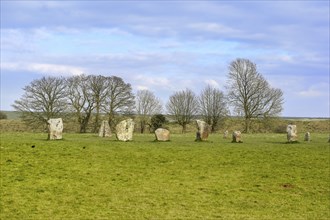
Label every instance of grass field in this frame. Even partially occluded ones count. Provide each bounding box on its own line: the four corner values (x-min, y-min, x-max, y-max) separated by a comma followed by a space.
1, 132, 329, 219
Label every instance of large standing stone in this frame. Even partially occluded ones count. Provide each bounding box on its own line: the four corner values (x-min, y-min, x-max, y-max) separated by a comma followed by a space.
47, 118, 63, 140
304, 132, 310, 141
232, 131, 242, 143
98, 120, 112, 137
115, 119, 135, 141
287, 124, 297, 142
195, 120, 210, 141
155, 128, 170, 141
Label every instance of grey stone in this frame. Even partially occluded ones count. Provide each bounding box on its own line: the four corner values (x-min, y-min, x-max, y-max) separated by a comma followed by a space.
47, 118, 63, 140
232, 131, 242, 143
304, 132, 310, 141
155, 128, 170, 141
287, 124, 297, 142
99, 120, 112, 137
115, 119, 135, 141
195, 120, 210, 141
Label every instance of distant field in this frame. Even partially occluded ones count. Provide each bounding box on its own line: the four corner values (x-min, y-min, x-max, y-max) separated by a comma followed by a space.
284, 117, 330, 121
0, 111, 22, 120
1, 111, 329, 121
1, 132, 329, 219
1, 112, 329, 134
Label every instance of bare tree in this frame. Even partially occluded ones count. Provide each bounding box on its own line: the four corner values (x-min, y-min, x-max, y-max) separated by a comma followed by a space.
12, 76, 67, 129
103, 76, 135, 129
66, 75, 95, 133
226, 58, 284, 133
166, 89, 199, 133
89, 75, 109, 132
136, 90, 162, 133
199, 85, 228, 132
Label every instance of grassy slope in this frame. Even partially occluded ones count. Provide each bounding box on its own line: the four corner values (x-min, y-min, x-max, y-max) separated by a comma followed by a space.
0, 133, 329, 219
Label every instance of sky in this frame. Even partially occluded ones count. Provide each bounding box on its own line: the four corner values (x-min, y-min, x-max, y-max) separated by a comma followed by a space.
1, 0, 329, 117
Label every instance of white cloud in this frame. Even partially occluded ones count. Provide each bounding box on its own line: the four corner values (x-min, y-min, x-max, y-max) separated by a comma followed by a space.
136, 85, 149, 91
11, 1, 67, 9
134, 75, 170, 88
295, 82, 329, 98
204, 79, 220, 88
297, 88, 327, 98
2, 62, 84, 76
278, 54, 294, 63
189, 22, 240, 35
1, 1, 329, 117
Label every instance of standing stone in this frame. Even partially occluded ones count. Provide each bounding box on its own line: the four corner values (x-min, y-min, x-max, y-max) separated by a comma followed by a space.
287, 124, 297, 142
195, 120, 210, 141
304, 132, 310, 141
223, 130, 229, 139
98, 120, 112, 137
47, 118, 63, 140
115, 119, 135, 141
155, 128, 170, 141
232, 131, 242, 143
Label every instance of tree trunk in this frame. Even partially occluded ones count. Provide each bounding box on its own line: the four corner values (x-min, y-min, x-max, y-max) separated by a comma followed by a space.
140, 121, 145, 134
108, 113, 115, 131
80, 114, 91, 133
80, 120, 88, 133
182, 123, 187, 133
211, 124, 216, 133
93, 106, 100, 133
244, 117, 251, 133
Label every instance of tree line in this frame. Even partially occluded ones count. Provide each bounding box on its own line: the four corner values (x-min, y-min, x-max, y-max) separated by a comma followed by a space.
12, 58, 284, 133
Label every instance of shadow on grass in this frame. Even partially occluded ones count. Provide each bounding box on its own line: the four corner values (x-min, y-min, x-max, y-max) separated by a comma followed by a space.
263, 141, 301, 145
34, 138, 65, 142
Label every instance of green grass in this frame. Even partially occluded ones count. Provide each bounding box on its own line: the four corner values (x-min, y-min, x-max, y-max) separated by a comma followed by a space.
1, 132, 329, 219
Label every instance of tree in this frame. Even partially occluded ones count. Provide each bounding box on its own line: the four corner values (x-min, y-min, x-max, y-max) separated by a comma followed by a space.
136, 90, 162, 133
89, 75, 109, 132
150, 114, 167, 131
0, 111, 8, 120
166, 89, 199, 133
199, 85, 228, 132
66, 75, 95, 133
226, 58, 284, 133
103, 76, 135, 129
12, 76, 67, 128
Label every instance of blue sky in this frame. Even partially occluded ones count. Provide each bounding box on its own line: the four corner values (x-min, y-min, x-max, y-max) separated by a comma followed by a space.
1, 0, 329, 117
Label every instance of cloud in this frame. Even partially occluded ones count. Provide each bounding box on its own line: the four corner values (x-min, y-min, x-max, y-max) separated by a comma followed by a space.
134, 75, 171, 88
1, 1, 329, 117
188, 22, 241, 35
136, 85, 149, 91
297, 89, 323, 98
2, 62, 85, 76
204, 79, 220, 88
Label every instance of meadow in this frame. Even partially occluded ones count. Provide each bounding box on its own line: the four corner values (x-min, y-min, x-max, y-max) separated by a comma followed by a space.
0, 132, 329, 219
